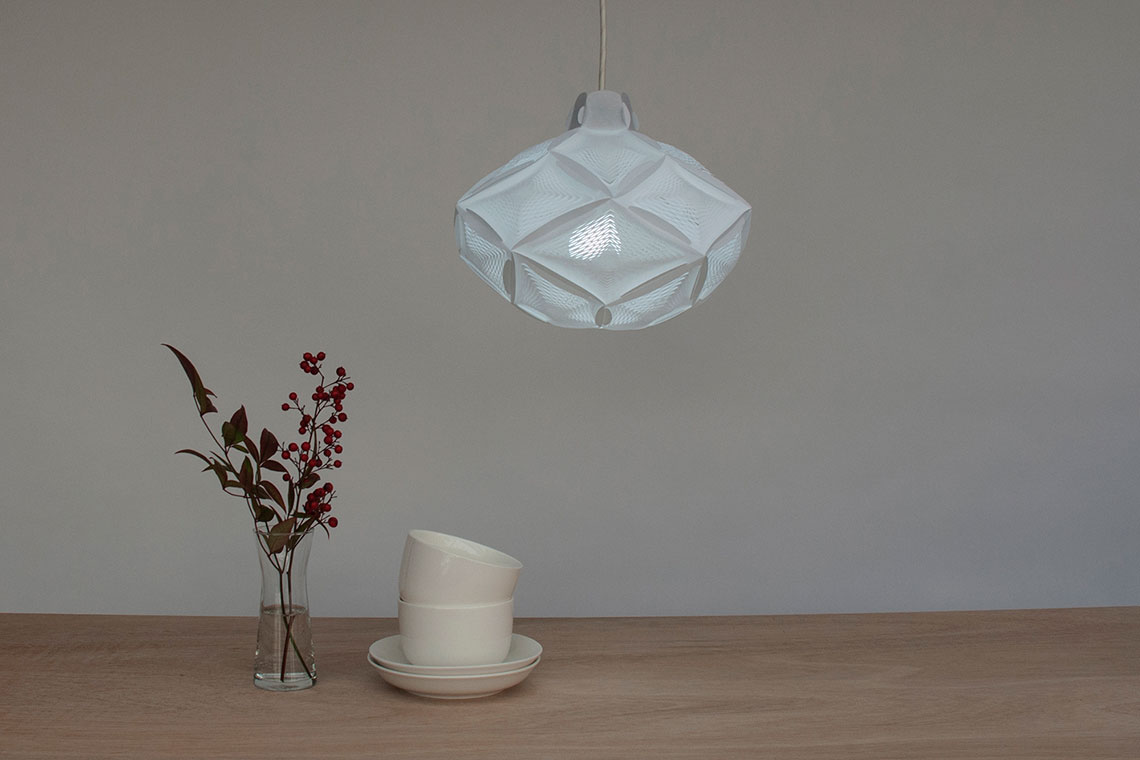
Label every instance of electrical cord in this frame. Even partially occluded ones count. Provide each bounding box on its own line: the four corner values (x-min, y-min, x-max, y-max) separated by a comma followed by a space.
599, 0, 607, 91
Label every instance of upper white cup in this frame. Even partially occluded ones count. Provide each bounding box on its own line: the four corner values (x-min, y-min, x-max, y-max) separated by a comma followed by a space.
399, 530, 522, 605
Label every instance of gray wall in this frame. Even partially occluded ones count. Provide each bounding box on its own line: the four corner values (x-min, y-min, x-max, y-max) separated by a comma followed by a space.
2, 0, 1137, 617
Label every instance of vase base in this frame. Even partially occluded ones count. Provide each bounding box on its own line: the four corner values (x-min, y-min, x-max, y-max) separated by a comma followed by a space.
253, 673, 316, 692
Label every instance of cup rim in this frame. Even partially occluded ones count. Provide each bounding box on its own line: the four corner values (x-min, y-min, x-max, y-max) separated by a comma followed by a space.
398, 596, 514, 612
407, 530, 522, 571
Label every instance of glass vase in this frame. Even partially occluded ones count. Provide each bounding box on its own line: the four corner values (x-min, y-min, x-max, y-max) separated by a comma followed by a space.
253, 527, 316, 691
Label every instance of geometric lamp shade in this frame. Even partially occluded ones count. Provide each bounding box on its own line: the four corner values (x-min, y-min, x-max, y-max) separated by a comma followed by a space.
456, 90, 751, 329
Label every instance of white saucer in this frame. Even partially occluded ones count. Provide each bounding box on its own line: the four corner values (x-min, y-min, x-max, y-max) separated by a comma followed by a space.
368, 656, 540, 699
368, 633, 542, 676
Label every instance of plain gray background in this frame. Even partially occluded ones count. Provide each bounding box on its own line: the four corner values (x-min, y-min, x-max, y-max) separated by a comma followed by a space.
2, 0, 1137, 617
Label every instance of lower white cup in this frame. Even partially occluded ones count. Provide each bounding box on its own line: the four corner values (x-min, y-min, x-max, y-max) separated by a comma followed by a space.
398, 597, 514, 666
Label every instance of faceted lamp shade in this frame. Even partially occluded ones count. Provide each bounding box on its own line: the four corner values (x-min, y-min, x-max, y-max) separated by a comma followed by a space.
456, 91, 751, 330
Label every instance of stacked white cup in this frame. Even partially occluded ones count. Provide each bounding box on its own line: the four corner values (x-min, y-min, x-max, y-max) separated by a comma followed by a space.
397, 530, 522, 667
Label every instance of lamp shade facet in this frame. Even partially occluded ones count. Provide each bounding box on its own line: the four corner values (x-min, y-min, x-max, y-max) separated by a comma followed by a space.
457, 91, 751, 330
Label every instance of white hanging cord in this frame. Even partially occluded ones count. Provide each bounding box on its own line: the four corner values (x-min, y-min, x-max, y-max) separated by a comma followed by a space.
598, 0, 607, 91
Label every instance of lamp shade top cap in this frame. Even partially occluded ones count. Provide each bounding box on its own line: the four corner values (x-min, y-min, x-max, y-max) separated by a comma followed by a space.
575, 90, 635, 132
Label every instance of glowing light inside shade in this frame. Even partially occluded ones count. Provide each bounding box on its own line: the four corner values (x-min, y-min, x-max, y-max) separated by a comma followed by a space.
568, 211, 621, 261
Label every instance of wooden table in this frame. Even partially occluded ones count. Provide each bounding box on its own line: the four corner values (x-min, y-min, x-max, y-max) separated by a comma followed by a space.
2, 608, 1137, 758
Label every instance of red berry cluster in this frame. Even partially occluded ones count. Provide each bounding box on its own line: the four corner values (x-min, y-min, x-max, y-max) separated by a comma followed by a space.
279, 351, 353, 529
304, 483, 336, 520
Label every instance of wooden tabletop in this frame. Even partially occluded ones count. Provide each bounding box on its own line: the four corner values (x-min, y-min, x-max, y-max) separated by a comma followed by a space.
1, 608, 1137, 758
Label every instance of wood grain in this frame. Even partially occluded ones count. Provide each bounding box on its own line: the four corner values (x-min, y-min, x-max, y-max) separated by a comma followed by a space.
1, 608, 1137, 758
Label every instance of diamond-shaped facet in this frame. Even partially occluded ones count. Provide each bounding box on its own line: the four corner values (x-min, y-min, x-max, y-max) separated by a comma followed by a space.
456, 210, 512, 299
517, 204, 698, 305
621, 159, 751, 254
551, 130, 663, 196
698, 213, 751, 303
461, 155, 607, 249
513, 257, 600, 329
609, 268, 699, 329
456, 91, 750, 329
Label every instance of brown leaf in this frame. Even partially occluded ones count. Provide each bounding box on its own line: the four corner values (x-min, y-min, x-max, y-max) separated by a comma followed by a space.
238, 458, 255, 493
163, 344, 218, 415
221, 421, 237, 448
176, 449, 211, 465
259, 429, 279, 463
230, 406, 248, 438
259, 480, 286, 510
265, 517, 297, 554
244, 436, 260, 464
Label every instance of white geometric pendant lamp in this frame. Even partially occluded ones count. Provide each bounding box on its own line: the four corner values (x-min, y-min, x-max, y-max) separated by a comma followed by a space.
455, 5, 751, 330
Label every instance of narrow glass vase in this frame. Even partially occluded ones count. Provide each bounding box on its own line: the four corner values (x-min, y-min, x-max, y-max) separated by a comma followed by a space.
253, 527, 316, 691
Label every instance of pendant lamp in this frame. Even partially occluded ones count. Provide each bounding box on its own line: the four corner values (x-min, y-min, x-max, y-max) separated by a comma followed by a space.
456, 2, 751, 330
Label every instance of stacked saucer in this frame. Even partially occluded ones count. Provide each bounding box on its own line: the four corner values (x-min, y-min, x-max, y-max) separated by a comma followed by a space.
367, 633, 541, 699
370, 530, 541, 699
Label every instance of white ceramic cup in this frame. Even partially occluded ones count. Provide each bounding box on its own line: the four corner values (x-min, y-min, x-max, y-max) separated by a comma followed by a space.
398, 530, 522, 605
398, 597, 514, 666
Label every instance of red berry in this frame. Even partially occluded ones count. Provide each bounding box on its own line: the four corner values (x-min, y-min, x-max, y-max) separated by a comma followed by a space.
336, 367, 346, 376
334, 444, 343, 453
299, 453, 308, 462
333, 460, 342, 468
337, 412, 347, 422
299, 362, 308, 371
316, 351, 326, 361
311, 457, 321, 467
328, 517, 338, 528
281, 403, 290, 411
298, 427, 306, 435
334, 430, 342, 438
301, 442, 310, 451
346, 382, 354, 390
289, 392, 298, 401
323, 483, 334, 492
282, 450, 290, 459
282, 473, 291, 482
304, 352, 314, 361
